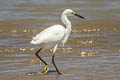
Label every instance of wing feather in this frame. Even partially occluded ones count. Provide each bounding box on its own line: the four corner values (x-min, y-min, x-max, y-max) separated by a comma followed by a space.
31, 25, 66, 45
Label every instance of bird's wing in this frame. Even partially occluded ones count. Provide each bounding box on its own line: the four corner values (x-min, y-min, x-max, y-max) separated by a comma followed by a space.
31, 25, 66, 45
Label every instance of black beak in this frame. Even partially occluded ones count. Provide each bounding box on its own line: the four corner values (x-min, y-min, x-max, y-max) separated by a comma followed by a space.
74, 14, 85, 19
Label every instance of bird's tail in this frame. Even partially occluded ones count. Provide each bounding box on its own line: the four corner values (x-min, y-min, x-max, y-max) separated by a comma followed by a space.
30, 40, 38, 45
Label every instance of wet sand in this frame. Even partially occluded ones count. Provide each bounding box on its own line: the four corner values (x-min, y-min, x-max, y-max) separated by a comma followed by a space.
0, 0, 120, 80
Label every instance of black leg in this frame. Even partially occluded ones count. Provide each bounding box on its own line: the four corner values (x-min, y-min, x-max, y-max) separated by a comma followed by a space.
52, 54, 62, 75
35, 48, 47, 65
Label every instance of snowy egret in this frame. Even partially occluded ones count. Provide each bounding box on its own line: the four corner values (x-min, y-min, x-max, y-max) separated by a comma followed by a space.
31, 9, 85, 75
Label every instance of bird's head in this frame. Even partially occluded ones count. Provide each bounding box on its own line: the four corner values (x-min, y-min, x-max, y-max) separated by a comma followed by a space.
63, 9, 85, 19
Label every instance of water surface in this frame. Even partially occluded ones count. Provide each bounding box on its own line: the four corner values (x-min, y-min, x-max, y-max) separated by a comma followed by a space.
0, 0, 120, 80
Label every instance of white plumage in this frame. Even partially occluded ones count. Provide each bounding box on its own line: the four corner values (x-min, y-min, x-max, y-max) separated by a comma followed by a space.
31, 24, 65, 49
31, 9, 85, 53
30, 9, 85, 75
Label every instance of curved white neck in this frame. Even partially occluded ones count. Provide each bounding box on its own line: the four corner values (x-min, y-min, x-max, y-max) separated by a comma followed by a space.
61, 14, 71, 34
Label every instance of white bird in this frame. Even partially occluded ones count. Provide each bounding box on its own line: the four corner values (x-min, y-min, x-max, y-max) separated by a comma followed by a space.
31, 9, 85, 75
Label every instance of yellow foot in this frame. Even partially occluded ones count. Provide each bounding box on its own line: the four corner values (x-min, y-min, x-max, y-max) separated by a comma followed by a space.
43, 65, 49, 75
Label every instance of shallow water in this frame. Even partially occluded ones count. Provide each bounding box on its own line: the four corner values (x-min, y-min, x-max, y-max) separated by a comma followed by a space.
0, 0, 120, 80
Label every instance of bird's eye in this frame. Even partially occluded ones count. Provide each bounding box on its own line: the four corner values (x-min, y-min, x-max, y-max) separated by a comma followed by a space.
72, 12, 76, 15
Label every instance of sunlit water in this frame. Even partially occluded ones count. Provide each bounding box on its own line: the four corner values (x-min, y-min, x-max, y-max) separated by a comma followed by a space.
0, 0, 120, 80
